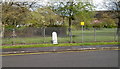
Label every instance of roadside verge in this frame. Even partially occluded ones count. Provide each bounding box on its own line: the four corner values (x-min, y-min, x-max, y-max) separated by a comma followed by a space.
1, 44, 119, 56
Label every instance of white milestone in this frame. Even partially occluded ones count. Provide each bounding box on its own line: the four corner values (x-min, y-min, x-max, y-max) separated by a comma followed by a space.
52, 32, 58, 44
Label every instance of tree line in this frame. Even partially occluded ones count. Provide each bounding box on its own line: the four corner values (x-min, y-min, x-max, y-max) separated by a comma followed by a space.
2, 0, 119, 30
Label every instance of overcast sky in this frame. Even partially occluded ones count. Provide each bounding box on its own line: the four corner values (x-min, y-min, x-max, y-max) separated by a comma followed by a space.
93, 0, 106, 10
3, 0, 119, 11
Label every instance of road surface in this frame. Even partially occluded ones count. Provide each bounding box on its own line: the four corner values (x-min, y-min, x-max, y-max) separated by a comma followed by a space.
2, 50, 118, 67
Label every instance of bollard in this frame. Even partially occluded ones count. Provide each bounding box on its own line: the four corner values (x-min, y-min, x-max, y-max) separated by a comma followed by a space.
52, 32, 58, 44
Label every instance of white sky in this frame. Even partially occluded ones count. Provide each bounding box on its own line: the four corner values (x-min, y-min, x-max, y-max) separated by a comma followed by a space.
93, 0, 104, 4
3, 0, 119, 11
93, 0, 106, 10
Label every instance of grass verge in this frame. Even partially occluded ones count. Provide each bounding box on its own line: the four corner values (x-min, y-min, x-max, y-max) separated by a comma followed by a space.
1, 41, 119, 49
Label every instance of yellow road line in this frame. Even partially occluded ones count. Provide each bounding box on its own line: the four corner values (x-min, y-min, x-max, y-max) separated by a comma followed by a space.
1, 52, 51, 56
1, 49, 120, 56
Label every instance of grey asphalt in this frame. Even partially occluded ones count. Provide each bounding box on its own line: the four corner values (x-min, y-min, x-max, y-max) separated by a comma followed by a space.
2, 50, 118, 67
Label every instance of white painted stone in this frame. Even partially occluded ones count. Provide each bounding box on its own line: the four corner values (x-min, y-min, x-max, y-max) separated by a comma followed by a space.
52, 32, 58, 44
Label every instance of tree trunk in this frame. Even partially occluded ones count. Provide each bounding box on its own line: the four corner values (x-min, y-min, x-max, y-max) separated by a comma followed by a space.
117, 17, 120, 33
68, 17, 72, 43
0, 24, 4, 38
63, 16, 65, 24
0, 23, 4, 46
43, 27, 46, 43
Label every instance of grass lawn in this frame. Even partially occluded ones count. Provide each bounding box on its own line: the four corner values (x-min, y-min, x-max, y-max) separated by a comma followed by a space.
1, 42, 119, 49
2, 28, 118, 45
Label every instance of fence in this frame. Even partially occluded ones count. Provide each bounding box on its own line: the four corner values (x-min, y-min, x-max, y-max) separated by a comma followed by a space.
2, 27, 118, 45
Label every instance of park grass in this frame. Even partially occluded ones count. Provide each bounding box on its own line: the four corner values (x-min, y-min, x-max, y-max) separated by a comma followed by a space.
2, 36, 116, 45
2, 28, 118, 45
1, 41, 119, 49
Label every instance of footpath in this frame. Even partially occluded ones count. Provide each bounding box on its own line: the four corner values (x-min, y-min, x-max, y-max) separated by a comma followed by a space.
2, 45, 119, 55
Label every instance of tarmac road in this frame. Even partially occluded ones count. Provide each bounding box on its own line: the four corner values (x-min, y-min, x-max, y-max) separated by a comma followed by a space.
2, 50, 119, 67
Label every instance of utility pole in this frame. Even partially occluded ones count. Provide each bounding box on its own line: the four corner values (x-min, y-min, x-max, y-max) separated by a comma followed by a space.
0, 2, 2, 69
0, 3, 3, 39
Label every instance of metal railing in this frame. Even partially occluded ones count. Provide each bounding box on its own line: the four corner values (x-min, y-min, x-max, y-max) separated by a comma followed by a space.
2, 27, 118, 45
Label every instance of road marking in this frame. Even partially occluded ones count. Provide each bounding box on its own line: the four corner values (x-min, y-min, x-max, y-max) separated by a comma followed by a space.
1, 49, 120, 56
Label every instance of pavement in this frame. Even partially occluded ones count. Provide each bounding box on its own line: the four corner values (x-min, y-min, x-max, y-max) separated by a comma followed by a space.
1, 44, 119, 56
